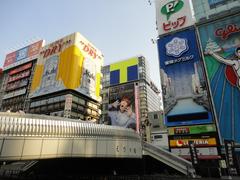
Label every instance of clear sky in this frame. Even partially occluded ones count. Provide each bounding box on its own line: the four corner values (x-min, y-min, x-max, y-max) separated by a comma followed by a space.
0, 0, 160, 86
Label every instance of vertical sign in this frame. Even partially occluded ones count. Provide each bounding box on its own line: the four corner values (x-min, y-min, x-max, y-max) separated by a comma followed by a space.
198, 15, 240, 143
134, 83, 140, 133
64, 94, 72, 118
189, 141, 199, 166
224, 140, 237, 172
158, 28, 213, 126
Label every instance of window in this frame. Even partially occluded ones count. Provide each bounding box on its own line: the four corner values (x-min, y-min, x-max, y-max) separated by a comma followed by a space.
154, 114, 158, 119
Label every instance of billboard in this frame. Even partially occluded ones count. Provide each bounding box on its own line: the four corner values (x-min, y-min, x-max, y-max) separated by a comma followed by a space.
158, 28, 214, 126
110, 57, 139, 85
155, 0, 195, 36
171, 147, 218, 156
107, 83, 139, 131
30, 32, 104, 102
3, 40, 44, 70
198, 15, 240, 143
169, 136, 217, 148
168, 124, 216, 135
208, 0, 225, 8
8, 62, 32, 75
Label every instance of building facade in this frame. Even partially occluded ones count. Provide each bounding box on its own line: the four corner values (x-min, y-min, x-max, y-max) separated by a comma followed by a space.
29, 32, 104, 122
101, 56, 162, 132
192, 0, 240, 22
0, 40, 44, 112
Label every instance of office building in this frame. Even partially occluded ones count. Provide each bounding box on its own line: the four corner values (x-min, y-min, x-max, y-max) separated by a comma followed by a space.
101, 56, 162, 131
0, 40, 44, 112
29, 32, 104, 122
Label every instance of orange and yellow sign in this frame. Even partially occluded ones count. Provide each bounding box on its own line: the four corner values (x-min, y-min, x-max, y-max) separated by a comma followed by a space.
170, 138, 217, 148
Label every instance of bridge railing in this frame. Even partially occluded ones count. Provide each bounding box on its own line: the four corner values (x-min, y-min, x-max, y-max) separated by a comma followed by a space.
0, 112, 139, 140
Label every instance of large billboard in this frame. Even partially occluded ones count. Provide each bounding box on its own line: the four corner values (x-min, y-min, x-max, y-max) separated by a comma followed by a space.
30, 32, 104, 102
107, 83, 140, 131
155, 0, 195, 36
3, 40, 44, 70
198, 15, 240, 142
158, 28, 214, 126
109, 57, 139, 86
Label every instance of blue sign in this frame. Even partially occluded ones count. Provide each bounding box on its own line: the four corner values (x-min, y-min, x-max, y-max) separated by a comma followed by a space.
158, 28, 214, 127
16, 47, 28, 61
208, 0, 224, 6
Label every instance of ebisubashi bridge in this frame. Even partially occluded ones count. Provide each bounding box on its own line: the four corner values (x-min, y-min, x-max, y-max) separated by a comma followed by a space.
0, 112, 196, 177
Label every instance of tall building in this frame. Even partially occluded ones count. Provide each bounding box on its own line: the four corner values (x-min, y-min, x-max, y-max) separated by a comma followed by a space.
29, 32, 104, 122
192, 0, 240, 22
101, 56, 162, 131
0, 40, 44, 112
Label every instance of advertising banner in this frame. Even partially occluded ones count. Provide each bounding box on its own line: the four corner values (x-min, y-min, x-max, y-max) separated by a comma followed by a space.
224, 140, 235, 167
107, 83, 139, 131
188, 141, 199, 165
198, 15, 240, 143
169, 138, 217, 148
155, 0, 195, 36
168, 124, 217, 135
3, 40, 44, 70
110, 57, 139, 85
30, 32, 104, 102
158, 28, 214, 126
8, 62, 32, 75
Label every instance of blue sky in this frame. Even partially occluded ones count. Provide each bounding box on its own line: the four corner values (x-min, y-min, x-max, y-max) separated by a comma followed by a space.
0, 0, 160, 86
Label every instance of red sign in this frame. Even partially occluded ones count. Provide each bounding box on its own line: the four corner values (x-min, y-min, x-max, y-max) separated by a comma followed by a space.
4, 52, 16, 67
8, 70, 30, 83
9, 62, 32, 75
215, 24, 240, 40
163, 16, 186, 32
174, 127, 190, 135
28, 40, 43, 57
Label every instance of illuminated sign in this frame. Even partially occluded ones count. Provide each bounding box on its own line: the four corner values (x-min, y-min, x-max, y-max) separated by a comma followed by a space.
9, 62, 32, 75
171, 147, 218, 156
198, 15, 240, 143
6, 79, 28, 91
8, 70, 31, 83
110, 57, 139, 85
168, 124, 217, 135
170, 138, 217, 148
155, 0, 195, 35
3, 40, 44, 70
174, 127, 190, 135
215, 24, 240, 40
158, 29, 214, 127
30, 32, 103, 102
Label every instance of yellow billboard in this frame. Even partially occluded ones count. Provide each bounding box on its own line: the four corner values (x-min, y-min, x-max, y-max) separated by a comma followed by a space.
30, 32, 104, 101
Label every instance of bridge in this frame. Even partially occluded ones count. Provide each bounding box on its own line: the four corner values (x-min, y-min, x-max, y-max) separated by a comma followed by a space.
0, 112, 196, 177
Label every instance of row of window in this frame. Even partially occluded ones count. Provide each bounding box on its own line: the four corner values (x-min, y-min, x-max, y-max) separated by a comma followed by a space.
30, 95, 66, 108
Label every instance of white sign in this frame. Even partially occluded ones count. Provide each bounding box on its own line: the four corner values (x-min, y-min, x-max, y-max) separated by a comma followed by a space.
171, 147, 218, 156
155, 0, 195, 36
